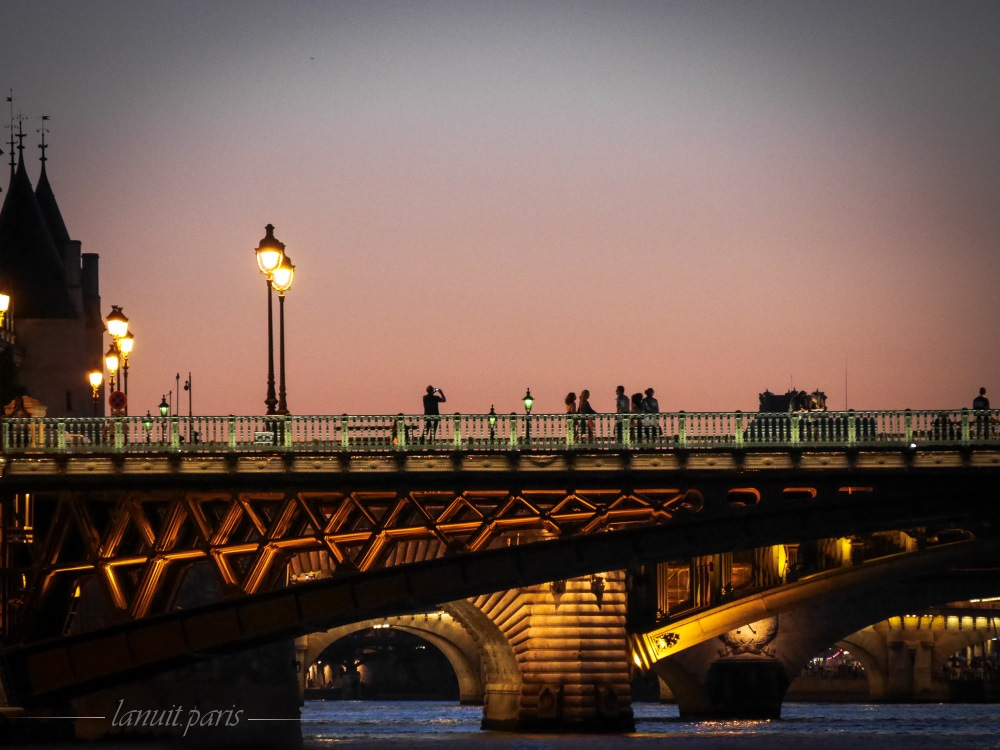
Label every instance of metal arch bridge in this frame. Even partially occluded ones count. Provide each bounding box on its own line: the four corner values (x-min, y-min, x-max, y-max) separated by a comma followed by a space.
1, 409, 999, 704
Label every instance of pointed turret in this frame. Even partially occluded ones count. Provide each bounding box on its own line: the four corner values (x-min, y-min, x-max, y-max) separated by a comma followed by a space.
0, 157, 76, 318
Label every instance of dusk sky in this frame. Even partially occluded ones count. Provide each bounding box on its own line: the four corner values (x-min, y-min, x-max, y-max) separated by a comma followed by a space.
2, 1, 998, 417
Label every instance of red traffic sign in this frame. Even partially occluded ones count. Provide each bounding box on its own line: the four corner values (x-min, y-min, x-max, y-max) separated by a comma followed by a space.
108, 391, 127, 411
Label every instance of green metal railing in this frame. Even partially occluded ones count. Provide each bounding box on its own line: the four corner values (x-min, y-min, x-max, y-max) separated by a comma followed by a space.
0, 409, 997, 455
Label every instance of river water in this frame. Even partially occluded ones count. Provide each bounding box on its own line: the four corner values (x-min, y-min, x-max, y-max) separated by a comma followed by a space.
301, 700, 1000, 749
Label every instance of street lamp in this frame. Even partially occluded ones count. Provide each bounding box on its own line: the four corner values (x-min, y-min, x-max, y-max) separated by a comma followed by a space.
158, 395, 169, 442
488, 405, 497, 440
522, 389, 534, 414
118, 330, 134, 411
254, 224, 285, 416
105, 305, 132, 414
106, 305, 129, 339
271, 253, 295, 415
88, 371, 103, 416
142, 411, 153, 442
522, 388, 534, 443
104, 344, 120, 391
0, 290, 9, 327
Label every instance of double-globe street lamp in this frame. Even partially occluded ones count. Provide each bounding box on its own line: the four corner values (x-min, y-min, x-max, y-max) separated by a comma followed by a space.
254, 225, 296, 416
104, 306, 135, 415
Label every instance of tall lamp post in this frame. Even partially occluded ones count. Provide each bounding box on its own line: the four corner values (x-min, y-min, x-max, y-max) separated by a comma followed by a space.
105, 306, 130, 415
271, 254, 295, 415
254, 224, 285, 416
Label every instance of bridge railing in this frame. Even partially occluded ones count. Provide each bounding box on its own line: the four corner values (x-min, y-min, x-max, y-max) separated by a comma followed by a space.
1, 409, 997, 454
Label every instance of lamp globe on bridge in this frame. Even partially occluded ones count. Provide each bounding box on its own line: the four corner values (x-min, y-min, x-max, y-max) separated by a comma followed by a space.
104, 344, 120, 390
254, 224, 285, 278
0, 289, 10, 327
105, 305, 129, 340
87, 371, 103, 416
158, 395, 169, 418
523, 388, 534, 414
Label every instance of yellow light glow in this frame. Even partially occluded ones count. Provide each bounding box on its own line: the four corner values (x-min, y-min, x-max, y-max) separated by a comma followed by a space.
118, 331, 134, 357
106, 305, 129, 339
255, 224, 285, 277
0, 292, 10, 313
105, 345, 120, 374
88, 371, 103, 390
271, 254, 295, 293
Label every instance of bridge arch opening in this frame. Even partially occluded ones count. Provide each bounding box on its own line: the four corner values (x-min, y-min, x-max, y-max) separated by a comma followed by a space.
305, 626, 461, 701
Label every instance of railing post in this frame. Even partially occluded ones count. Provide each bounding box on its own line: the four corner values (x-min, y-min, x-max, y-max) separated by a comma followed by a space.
453, 414, 462, 450
961, 408, 971, 446
732, 411, 743, 448
620, 414, 630, 448
170, 417, 180, 451
678, 411, 687, 448
509, 415, 518, 448
341, 416, 349, 450
904, 409, 913, 446
396, 416, 407, 450
228, 416, 237, 451
57, 421, 67, 452
282, 416, 293, 449
790, 412, 800, 445
113, 419, 124, 450
566, 415, 575, 447
847, 409, 857, 447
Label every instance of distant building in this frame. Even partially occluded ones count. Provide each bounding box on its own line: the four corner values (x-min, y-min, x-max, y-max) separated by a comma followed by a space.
0, 134, 104, 417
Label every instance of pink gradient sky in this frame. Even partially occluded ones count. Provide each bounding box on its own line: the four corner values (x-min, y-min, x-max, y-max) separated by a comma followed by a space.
3, 1, 998, 416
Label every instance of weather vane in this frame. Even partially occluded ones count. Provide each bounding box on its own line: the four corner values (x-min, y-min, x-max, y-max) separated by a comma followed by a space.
37, 114, 50, 163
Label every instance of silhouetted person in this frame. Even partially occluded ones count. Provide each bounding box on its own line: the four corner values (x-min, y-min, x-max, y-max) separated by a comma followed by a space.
641, 387, 660, 440
565, 392, 578, 441
973, 387, 991, 439
614, 385, 629, 442
630, 392, 643, 442
422, 386, 446, 442
578, 389, 596, 441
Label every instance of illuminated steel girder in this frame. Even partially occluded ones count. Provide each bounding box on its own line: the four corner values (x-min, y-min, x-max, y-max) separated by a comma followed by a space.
16, 486, 704, 633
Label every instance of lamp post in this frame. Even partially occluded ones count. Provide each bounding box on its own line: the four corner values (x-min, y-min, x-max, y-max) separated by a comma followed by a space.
158, 395, 169, 442
522, 388, 534, 443
104, 344, 120, 392
254, 224, 285, 416
271, 254, 295, 415
105, 306, 130, 415
118, 330, 134, 412
488, 405, 497, 441
142, 411, 153, 443
88, 371, 103, 416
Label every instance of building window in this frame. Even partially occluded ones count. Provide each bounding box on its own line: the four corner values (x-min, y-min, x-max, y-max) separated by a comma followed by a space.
66, 390, 73, 412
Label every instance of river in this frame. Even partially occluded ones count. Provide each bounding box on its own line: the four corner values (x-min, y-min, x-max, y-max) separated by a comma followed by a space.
301, 700, 1000, 749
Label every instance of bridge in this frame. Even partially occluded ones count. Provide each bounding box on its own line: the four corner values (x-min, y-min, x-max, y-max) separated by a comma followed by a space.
1, 408, 998, 743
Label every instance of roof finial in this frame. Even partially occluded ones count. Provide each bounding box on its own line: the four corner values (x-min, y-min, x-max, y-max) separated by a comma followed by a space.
5, 90, 14, 178
38, 114, 50, 165
15, 113, 27, 160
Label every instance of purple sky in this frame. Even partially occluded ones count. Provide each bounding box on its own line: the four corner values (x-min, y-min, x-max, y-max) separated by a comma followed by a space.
3, 1, 998, 416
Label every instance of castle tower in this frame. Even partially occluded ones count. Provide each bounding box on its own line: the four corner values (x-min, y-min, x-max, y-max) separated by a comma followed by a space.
0, 122, 103, 417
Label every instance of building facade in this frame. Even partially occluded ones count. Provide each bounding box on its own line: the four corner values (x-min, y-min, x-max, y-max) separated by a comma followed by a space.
0, 140, 104, 417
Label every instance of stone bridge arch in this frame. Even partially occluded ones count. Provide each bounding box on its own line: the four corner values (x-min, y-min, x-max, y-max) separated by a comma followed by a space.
636, 539, 1000, 717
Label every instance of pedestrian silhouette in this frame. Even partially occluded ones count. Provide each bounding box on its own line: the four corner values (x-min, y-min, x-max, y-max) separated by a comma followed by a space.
973, 387, 991, 439
578, 389, 596, 441
422, 386, 446, 442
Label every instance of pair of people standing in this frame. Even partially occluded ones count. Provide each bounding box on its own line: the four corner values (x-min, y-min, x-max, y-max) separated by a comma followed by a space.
617, 386, 659, 442
565, 390, 596, 441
